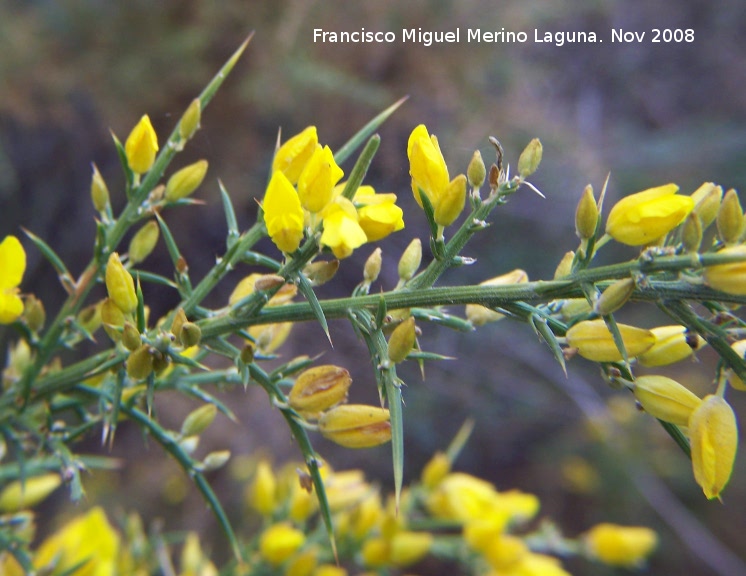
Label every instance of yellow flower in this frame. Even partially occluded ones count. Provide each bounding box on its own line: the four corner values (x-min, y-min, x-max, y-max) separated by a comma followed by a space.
263, 171, 305, 254
389, 531, 432, 567
273, 126, 318, 184
248, 460, 277, 516
288, 365, 352, 418
259, 522, 305, 566
689, 395, 738, 500
0, 473, 61, 512
34, 506, 120, 576
704, 245, 746, 296
297, 145, 343, 213
606, 183, 694, 246
727, 339, 746, 391
408, 125, 467, 226
637, 325, 706, 367
585, 523, 658, 568
465, 269, 529, 326
427, 473, 508, 526
320, 198, 367, 259
125, 114, 159, 174
353, 186, 405, 241
0, 235, 26, 324
632, 375, 702, 426
318, 405, 391, 448
516, 553, 572, 576
105, 252, 137, 314
565, 319, 655, 362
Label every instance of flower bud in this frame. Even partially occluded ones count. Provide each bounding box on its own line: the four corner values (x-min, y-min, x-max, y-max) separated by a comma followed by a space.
689, 395, 738, 499
105, 252, 137, 314
101, 298, 126, 341
594, 278, 635, 316
575, 184, 598, 240
466, 269, 529, 326
179, 322, 202, 348
691, 182, 722, 229
364, 248, 382, 285
565, 320, 655, 362
633, 375, 702, 426
319, 405, 392, 448
249, 460, 276, 516
122, 322, 142, 352
128, 221, 160, 265
288, 365, 352, 418
77, 301, 103, 335
23, 294, 45, 333
388, 316, 416, 364
171, 308, 188, 340
0, 474, 61, 512
165, 160, 208, 202
126, 345, 154, 380
181, 403, 217, 437
553, 251, 575, 279
259, 522, 305, 566
398, 238, 422, 282
90, 164, 110, 211
125, 114, 159, 174
179, 98, 201, 142
421, 451, 451, 488
285, 548, 318, 576
303, 260, 339, 286
389, 531, 432, 567
517, 138, 542, 178
727, 340, 746, 391
559, 297, 592, 321
716, 188, 744, 245
201, 450, 231, 472
585, 523, 658, 568
637, 325, 705, 367
435, 174, 467, 227
681, 212, 702, 253
606, 184, 694, 246
703, 246, 746, 295
467, 150, 486, 188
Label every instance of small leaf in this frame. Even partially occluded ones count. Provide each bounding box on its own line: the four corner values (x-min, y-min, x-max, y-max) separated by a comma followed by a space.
530, 314, 567, 376
22, 228, 72, 286
219, 180, 240, 248
339, 135, 380, 201
296, 273, 331, 346
110, 131, 135, 192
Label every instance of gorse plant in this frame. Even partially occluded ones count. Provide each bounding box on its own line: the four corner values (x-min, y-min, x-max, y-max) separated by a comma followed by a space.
0, 38, 744, 575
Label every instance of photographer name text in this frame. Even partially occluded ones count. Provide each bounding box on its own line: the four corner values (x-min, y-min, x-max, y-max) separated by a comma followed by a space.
313, 27, 694, 47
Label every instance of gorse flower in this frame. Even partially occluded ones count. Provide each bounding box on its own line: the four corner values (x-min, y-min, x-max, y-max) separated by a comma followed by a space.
407, 124, 466, 227
0, 235, 26, 324
352, 185, 405, 241
565, 319, 655, 362
704, 245, 746, 296
584, 523, 658, 568
689, 395, 738, 500
297, 145, 343, 213
606, 183, 694, 246
125, 114, 159, 174
263, 171, 305, 254
319, 198, 368, 259
105, 252, 137, 314
272, 126, 318, 184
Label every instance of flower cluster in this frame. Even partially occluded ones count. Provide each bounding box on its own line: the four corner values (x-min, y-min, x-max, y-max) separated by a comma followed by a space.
263, 127, 404, 257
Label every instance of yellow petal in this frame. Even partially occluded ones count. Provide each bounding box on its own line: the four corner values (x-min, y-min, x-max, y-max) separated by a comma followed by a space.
263, 171, 305, 253
272, 126, 318, 184
125, 114, 159, 174
0, 235, 26, 290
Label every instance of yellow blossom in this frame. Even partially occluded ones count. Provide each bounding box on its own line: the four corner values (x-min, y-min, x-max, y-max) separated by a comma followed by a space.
606, 183, 694, 246
689, 395, 738, 500
637, 325, 706, 367
585, 523, 658, 568
273, 126, 319, 184
297, 145, 343, 213
565, 319, 655, 362
466, 269, 529, 326
421, 451, 451, 488
263, 171, 305, 254
353, 185, 405, 241
0, 473, 61, 512
515, 553, 573, 576
288, 365, 352, 418
483, 534, 528, 571
632, 375, 702, 426
105, 252, 137, 314
704, 245, 746, 296
248, 460, 277, 516
389, 531, 432, 567
34, 506, 120, 576
318, 405, 391, 448
0, 235, 26, 324
408, 124, 467, 226
427, 473, 509, 526
313, 564, 348, 576
320, 198, 367, 259
125, 114, 159, 174
259, 523, 305, 566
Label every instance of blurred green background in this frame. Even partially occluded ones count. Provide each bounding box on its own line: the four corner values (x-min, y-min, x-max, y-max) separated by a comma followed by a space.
2, 0, 746, 574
